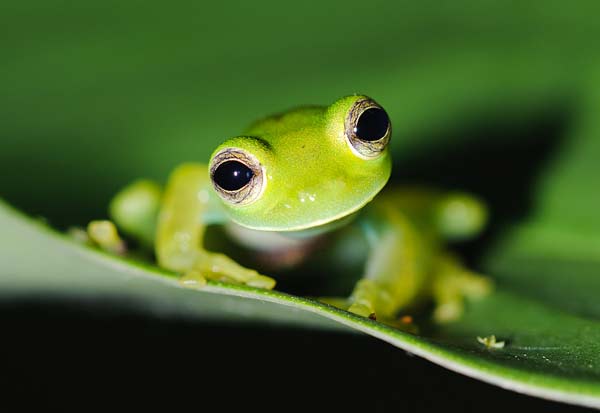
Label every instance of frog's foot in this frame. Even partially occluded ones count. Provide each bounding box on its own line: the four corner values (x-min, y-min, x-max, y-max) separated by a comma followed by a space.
348, 302, 377, 320
319, 296, 418, 332
432, 254, 493, 323
179, 270, 208, 289
347, 279, 383, 320
68, 226, 92, 245
318, 295, 376, 319
178, 253, 276, 290
87, 220, 127, 255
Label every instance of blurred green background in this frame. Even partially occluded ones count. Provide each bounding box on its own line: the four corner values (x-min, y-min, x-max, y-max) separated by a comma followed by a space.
2, 1, 600, 410
3, 0, 599, 231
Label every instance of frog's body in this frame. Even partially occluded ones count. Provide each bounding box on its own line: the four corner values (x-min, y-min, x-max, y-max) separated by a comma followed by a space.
92, 95, 491, 323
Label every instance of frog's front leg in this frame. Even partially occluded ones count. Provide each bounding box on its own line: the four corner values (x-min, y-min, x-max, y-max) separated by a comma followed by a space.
346, 193, 491, 323
346, 201, 432, 321
156, 163, 275, 290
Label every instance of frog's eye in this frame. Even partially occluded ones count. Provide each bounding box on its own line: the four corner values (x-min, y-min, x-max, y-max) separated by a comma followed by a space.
345, 99, 391, 159
210, 148, 265, 205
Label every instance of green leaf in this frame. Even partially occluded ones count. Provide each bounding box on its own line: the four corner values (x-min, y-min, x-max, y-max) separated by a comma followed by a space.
3, 200, 600, 408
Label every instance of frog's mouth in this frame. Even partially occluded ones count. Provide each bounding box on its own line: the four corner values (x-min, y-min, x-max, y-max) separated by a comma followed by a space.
227, 180, 384, 234
223, 150, 392, 232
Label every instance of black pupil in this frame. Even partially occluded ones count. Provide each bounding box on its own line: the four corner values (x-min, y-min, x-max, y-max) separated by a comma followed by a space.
354, 108, 389, 141
213, 161, 254, 191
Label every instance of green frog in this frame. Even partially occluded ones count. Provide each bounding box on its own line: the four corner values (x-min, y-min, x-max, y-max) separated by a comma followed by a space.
88, 95, 491, 323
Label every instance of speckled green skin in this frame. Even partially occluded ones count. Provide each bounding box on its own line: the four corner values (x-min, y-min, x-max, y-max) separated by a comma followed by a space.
109, 95, 491, 322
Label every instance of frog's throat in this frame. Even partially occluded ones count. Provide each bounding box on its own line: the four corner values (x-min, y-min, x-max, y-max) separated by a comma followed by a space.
285, 211, 359, 238
231, 210, 359, 241
228, 194, 371, 234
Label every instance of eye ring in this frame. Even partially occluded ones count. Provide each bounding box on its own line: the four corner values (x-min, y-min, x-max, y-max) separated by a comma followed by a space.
344, 98, 391, 159
209, 148, 265, 205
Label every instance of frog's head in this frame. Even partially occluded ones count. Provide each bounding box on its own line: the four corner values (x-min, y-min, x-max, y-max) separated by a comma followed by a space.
208, 95, 392, 231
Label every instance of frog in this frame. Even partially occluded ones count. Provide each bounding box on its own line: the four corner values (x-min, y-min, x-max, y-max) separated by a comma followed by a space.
87, 95, 491, 323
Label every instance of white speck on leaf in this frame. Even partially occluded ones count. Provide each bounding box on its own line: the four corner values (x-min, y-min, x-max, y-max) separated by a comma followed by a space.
477, 335, 505, 349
